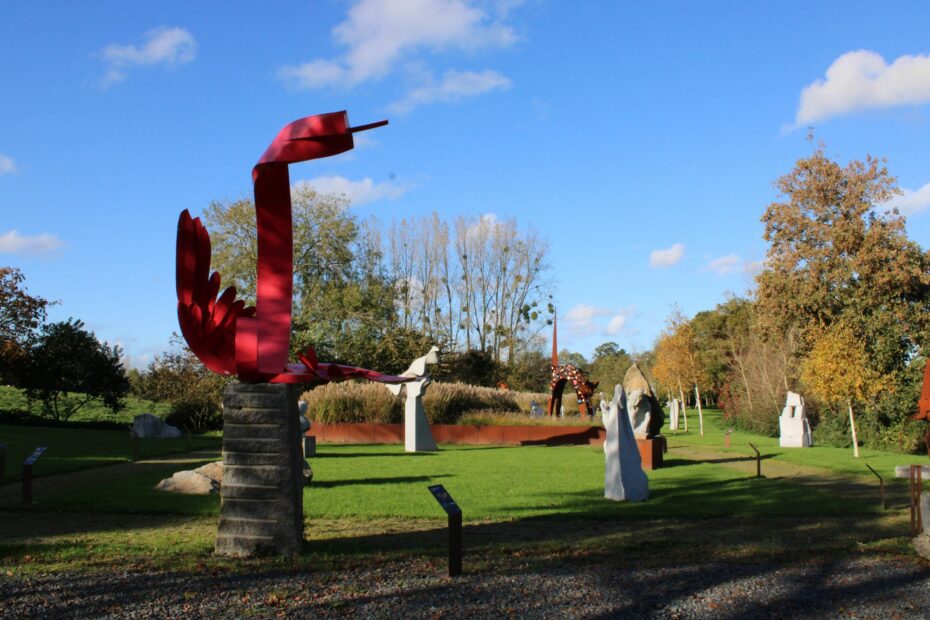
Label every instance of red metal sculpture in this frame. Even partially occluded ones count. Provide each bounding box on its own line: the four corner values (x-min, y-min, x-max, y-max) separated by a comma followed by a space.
913, 359, 930, 457
546, 314, 598, 417
177, 111, 409, 385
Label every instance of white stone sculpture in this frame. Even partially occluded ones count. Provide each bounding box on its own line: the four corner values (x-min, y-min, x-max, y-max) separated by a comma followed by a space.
385, 346, 440, 452
132, 413, 182, 438
601, 384, 649, 502
667, 399, 680, 431
779, 391, 813, 448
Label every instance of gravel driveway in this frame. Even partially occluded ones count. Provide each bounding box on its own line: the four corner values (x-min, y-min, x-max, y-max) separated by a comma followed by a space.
3, 555, 929, 619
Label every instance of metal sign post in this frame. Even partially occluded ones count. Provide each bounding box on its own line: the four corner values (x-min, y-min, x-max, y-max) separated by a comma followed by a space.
428, 484, 462, 577
865, 463, 886, 510
22, 446, 47, 505
748, 443, 762, 478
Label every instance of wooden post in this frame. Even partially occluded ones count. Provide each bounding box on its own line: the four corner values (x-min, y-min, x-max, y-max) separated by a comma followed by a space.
911, 465, 924, 536
449, 512, 463, 577
749, 442, 761, 478
22, 446, 46, 505
865, 464, 885, 510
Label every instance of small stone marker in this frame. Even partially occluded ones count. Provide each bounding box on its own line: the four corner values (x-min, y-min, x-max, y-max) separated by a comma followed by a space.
22, 446, 47, 505
428, 484, 462, 577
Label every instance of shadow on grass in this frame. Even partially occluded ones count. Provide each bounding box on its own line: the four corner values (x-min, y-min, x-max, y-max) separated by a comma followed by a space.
311, 475, 450, 488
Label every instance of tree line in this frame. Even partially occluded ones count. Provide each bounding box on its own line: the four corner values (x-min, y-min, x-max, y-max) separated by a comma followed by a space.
648, 143, 930, 452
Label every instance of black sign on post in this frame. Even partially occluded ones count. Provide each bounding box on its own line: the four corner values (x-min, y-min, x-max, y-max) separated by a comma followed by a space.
428, 484, 462, 576
22, 446, 46, 505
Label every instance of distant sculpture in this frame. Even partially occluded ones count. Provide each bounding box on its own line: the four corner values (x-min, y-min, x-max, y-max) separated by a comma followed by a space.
601, 385, 649, 502
546, 315, 598, 417
622, 364, 664, 439
667, 399, 680, 431
779, 391, 813, 448
385, 346, 440, 452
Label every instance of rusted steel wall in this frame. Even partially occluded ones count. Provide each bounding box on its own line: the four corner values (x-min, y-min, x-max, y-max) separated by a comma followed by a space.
309, 423, 667, 469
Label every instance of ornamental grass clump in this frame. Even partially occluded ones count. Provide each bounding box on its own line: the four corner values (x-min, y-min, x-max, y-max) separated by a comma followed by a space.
301, 381, 522, 425
301, 382, 402, 424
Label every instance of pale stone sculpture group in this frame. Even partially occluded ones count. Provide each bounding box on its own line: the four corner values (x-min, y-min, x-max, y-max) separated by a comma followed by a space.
779, 391, 813, 448
385, 346, 440, 452
601, 384, 649, 502
621, 364, 664, 439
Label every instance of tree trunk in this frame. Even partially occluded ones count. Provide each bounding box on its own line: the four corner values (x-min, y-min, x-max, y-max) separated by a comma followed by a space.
677, 378, 688, 432
695, 384, 704, 437
848, 402, 860, 458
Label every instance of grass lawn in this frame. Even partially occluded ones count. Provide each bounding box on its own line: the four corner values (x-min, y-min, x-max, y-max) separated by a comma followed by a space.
0, 416, 922, 575
0, 424, 221, 480
0, 385, 170, 425
667, 407, 928, 479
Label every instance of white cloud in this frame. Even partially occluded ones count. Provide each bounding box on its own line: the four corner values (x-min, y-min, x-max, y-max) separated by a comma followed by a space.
649, 243, 684, 268
0, 154, 17, 176
885, 182, 930, 216
100, 26, 196, 86
278, 0, 516, 90
293, 176, 411, 206
388, 69, 511, 114
704, 254, 741, 275
605, 314, 628, 336
0, 230, 63, 256
793, 50, 930, 126
564, 304, 612, 337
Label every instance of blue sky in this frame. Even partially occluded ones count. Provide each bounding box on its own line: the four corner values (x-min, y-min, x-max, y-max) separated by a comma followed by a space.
3, 1, 930, 367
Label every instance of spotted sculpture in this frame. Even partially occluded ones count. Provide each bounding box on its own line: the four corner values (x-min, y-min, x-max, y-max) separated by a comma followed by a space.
546, 314, 598, 417
176, 112, 410, 386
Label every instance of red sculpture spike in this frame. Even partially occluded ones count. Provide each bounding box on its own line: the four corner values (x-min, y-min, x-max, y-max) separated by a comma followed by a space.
913, 358, 930, 457
176, 111, 412, 386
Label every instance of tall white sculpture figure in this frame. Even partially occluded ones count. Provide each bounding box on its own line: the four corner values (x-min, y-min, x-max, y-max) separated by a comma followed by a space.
667, 399, 680, 431
779, 391, 813, 448
601, 384, 649, 502
385, 346, 440, 452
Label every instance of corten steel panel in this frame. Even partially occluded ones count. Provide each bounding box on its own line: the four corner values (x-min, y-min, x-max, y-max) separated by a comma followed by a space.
372, 423, 404, 443
431, 425, 454, 445
501, 426, 527, 444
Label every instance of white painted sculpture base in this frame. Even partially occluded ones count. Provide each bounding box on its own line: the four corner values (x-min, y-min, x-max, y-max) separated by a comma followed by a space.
385, 346, 440, 453
601, 385, 649, 502
402, 379, 438, 452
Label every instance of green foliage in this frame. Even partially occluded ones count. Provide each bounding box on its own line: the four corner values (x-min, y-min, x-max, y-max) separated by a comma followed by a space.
589, 343, 632, 394
438, 349, 501, 386
20, 319, 129, 422
0, 267, 50, 385
136, 339, 226, 431
501, 349, 550, 392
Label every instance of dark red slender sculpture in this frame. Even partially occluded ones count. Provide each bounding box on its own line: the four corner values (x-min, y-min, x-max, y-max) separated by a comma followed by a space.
176, 111, 408, 385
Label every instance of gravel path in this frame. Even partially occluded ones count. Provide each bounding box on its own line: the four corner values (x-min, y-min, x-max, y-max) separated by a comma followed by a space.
3, 555, 929, 619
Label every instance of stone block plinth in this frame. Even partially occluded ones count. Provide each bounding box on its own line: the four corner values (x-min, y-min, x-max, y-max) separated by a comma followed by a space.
216, 383, 304, 557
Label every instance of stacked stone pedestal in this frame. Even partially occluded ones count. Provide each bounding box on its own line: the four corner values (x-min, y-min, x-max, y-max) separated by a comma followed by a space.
216, 383, 304, 557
